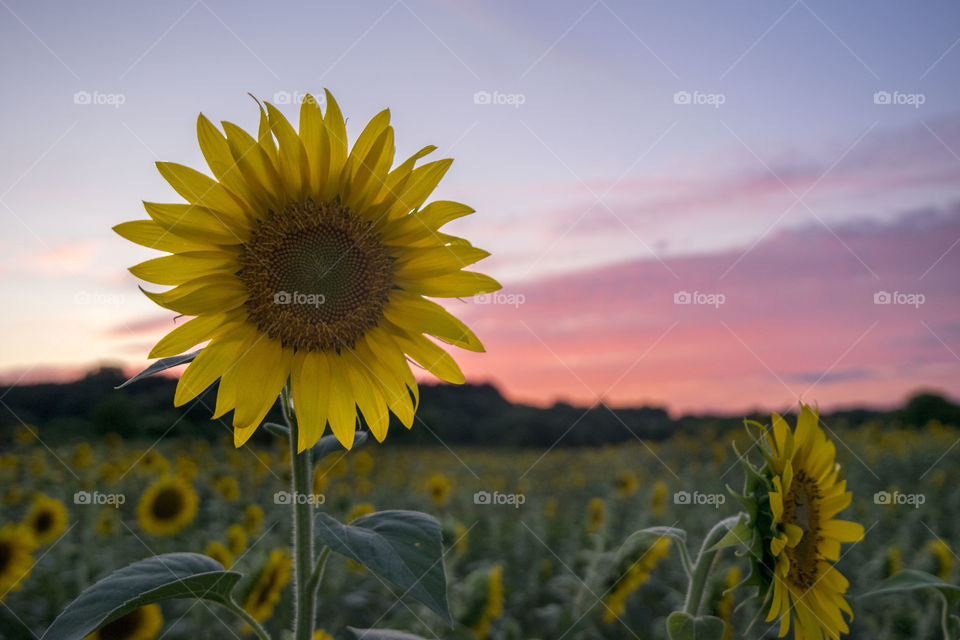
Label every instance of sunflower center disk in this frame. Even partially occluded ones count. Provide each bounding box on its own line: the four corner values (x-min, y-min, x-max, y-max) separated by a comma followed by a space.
151, 488, 185, 520
783, 471, 822, 588
240, 201, 394, 351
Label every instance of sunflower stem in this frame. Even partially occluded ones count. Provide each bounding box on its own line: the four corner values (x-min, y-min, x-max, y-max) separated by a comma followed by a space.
683, 518, 735, 616
224, 599, 273, 640
282, 385, 316, 640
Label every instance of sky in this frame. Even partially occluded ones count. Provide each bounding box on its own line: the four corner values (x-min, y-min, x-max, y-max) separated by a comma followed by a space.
0, 0, 958, 415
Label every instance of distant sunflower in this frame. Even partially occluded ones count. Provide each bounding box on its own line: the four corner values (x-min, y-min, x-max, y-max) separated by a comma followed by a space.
0, 524, 36, 601
587, 497, 606, 534
758, 405, 865, 640
427, 473, 452, 507
244, 549, 293, 623
116, 91, 499, 451
603, 537, 670, 622
136, 476, 198, 536
347, 502, 375, 522
84, 604, 163, 640
205, 540, 234, 570
23, 493, 68, 545
226, 524, 248, 555
473, 564, 504, 640
243, 504, 264, 535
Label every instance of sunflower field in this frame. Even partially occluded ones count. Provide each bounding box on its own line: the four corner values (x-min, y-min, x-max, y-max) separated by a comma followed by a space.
1, 418, 958, 640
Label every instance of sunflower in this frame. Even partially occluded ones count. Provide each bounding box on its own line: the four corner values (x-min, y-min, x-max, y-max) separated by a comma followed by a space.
651, 480, 668, 517
23, 493, 69, 545
115, 91, 499, 451
587, 497, 606, 534
347, 502, 375, 522
136, 476, 199, 536
214, 476, 240, 501
83, 604, 163, 640
473, 565, 504, 640
226, 524, 248, 555
244, 549, 293, 623
205, 540, 234, 570
614, 469, 639, 498
426, 472, 452, 507
925, 539, 953, 581
754, 405, 865, 640
243, 504, 265, 535
602, 537, 670, 623
0, 524, 37, 601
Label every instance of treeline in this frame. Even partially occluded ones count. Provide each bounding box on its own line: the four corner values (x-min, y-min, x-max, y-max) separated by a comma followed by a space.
1, 367, 958, 448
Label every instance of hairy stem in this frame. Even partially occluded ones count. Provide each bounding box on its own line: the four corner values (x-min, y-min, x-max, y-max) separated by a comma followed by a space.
683, 517, 738, 616
282, 385, 315, 640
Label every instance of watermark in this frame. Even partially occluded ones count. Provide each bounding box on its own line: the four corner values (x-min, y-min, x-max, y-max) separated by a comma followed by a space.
473, 292, 525, 308
674, 290, 725, 308
73, 91, 126, 108
274, 491, 326, 505
873, 91, 925, 109
74, 490, 126, 508
473, 90, 526, 108
874, 490, 925, 509
73, 291, 125, 306
473, 490, 525, 508
673, 90, 725, 109
674, 490, 726, 509
274, 291, 325, 307
272, 90, 322, 106
873, 290, 924, 308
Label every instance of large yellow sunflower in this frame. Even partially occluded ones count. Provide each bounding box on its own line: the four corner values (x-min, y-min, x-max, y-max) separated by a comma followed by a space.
762, 405, 864, 640
0, 524, 37, 601
23, 493, 69, 545
83, 604, 163, 640
115, 91, 499, 451
136, 476, 199, 536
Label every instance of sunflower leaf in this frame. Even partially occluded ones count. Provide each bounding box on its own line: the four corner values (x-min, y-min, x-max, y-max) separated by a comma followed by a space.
348, 629, 431, 640
859, 569, 960, 605
666, 612, 726, 640
115, 350, 201, 389
314, 510, 451, 624
42, 553, 241, 640
313, 430, 369, 460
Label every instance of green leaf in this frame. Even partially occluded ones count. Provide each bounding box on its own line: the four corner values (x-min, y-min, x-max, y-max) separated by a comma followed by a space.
43, 553, 241, 640
115, 351, 200, 389
666, 612, 726, 640
314, 510, 451, 623
860, 569, 960, 604
348, 629, 431, 640
708, 515, 752, 552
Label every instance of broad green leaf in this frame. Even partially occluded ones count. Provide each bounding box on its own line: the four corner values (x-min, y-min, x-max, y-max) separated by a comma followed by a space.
666, 612, 726, 640
348, 629, 431, 640
315, 510, 451, 623
860, 569, 960, 605
115, 350, 200, 388
708, 516, 752, 552
43, 553, 241, 640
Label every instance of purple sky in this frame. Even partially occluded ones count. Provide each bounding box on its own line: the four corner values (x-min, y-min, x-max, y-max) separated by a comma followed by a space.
1, 0, 958, 413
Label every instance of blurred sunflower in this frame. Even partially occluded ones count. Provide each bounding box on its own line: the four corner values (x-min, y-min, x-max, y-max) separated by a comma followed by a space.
651, 480, 668, 517
83, 604, 163, 640
226, 524, 248, 555
136, 476, 198, 536
716, 566, 741, 640
313, 632, 334, 640
614, 469, 639, 498
587, 497, 606, 534
884, 545, 901, 578
750, 405, 864, 640
426, 473, 452, 507
214, 476, 240, 501
0, 524, 36, 601
243, 504, 264, 535
116, 91, 499, 451
23, 493, 68, 545
347, 502, 375, 522
205, 541, 234, 570
244, 549, 293, 623
925, 539, 954, 581
473, 564, 504, 640
603, 537, 670, 623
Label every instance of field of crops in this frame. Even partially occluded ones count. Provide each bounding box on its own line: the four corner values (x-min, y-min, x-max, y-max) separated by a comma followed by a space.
1, 420, 958, 640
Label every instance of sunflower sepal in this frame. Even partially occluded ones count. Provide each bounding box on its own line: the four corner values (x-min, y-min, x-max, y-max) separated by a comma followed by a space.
43, 553, 252, 640
705, 513, 752, 553
115, 350, 201, 389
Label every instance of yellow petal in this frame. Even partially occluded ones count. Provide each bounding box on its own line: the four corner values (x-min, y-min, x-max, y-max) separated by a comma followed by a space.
326, 355, 357, 449
390, 330, 465, 384
386, 159, 452, 218
266, 102, 310, 200
231, 337, 291, 441
393, 244, 491, 278
222, 121, 284, 205
129, 251, 238, 286
149, 313, 236, 358
396, 270, 501, 298
382, 292, 484, 352
173, 329, 247, 406
291, 351, 331, 452
143, 201, 249, 245
298, 93, 330, 198
322, 90, 348, 197
155, 162, 249, 220
143, 277, 247, 316
112, 220, 211, 253
196, 114, 262, 215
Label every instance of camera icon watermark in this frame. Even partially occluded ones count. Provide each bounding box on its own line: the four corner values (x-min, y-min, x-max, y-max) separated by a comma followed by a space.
473, 490, 525, 509
473, 292, 525, 308
874, 490, 925, 509
274, 491, 325, 505
873, 291, 925, 308
674, 490, 726, 509
673, 290, 725, 308
673, 90, 725, 109
473, 90, 526, 108
274, 291, 325, 307
873, 90, 925, 109
73, 90, 126, 108
74, 490, 126, 508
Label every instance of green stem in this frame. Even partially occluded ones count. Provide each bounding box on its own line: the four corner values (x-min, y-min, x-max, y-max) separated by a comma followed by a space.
683, 518, 737, 616
282, 385, 315, 640
306, 546, 331, 598
223, 600, 272, 640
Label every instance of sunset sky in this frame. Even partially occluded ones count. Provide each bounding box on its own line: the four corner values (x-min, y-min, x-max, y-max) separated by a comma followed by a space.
1, 0, 958, 414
